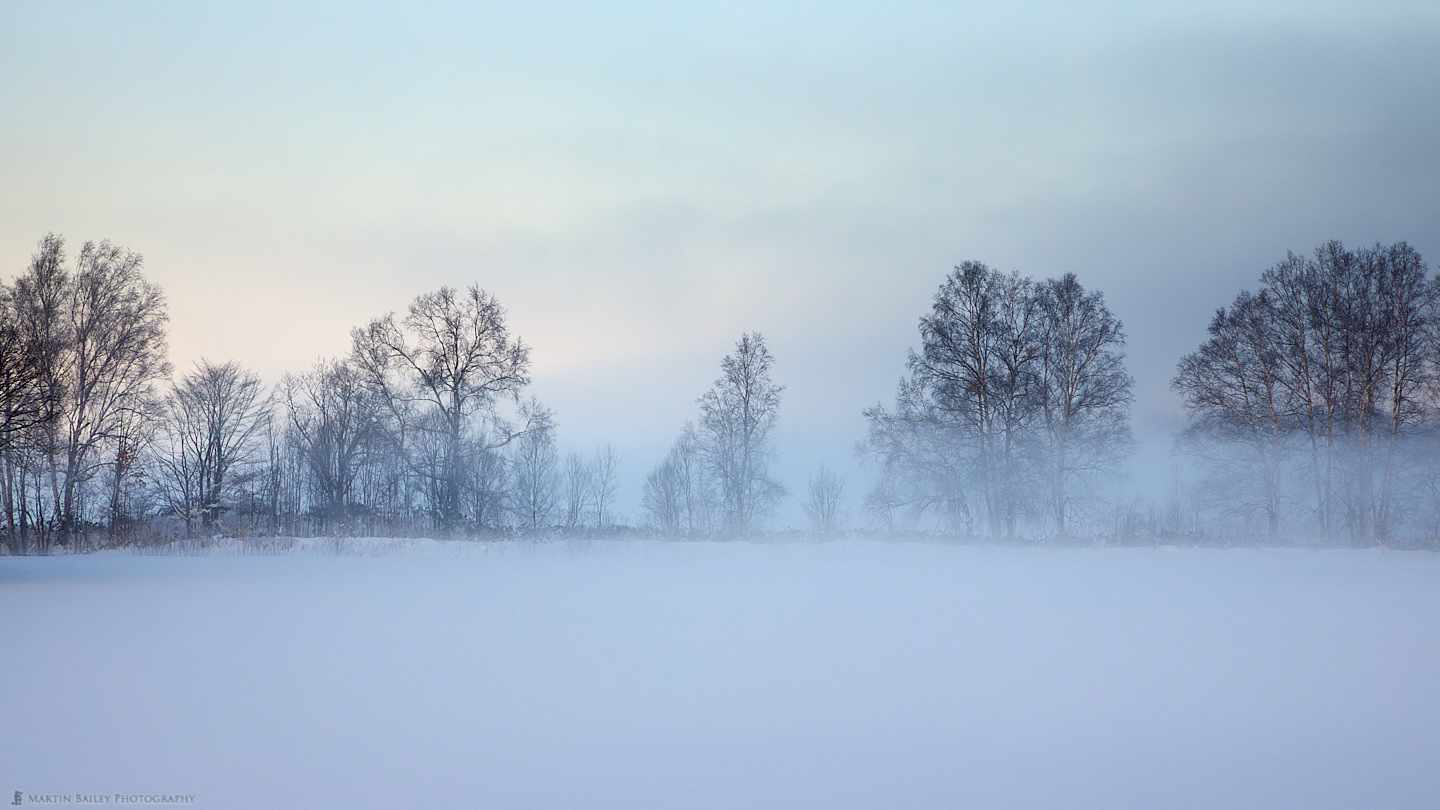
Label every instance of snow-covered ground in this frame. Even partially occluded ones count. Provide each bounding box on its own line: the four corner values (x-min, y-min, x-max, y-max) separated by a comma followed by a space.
4, 539, 1439, 809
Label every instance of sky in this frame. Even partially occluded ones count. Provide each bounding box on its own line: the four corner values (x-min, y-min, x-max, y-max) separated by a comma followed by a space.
3, 1, 1438, 524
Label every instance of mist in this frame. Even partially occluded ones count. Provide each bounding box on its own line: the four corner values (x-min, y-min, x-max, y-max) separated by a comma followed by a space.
7, 540, 1440, 810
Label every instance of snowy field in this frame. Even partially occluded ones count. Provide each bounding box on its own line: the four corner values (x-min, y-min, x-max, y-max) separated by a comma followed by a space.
4, 539, 1440, 810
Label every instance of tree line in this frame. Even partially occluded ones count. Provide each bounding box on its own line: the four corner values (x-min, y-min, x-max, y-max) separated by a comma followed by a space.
3, 233, 1437, 553
0, 236, 627, 552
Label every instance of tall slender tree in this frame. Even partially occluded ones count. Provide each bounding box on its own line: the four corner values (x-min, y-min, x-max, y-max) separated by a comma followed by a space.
1035, 273, 1133, 536
698, 332, 785, 535
509, 405, 559, 532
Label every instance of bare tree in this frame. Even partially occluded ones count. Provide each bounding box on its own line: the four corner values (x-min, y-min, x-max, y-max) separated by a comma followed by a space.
1035, 273, 1133, 536
509, 407, 559, 532
282, 357, 387, 532
352, 284, 537, 533
0, 278, 57, 552
8, 235, 70, 550
802, 464, 845, 535
1173, 291, 1294, 539
465, 430, 512, 531
698, 332, 785, 535
103, 397, 161, 542
643, 423, 713, 536
257, 416, 301, 535
1362, 242, 1433, 539
671, 423, 714, 534
643, 452, 685, 534
156, 360, 271, 534
862, 377, 975, 533
589, 444, 620, 527
562, 450, 591, 528
904, 262, 1040, 537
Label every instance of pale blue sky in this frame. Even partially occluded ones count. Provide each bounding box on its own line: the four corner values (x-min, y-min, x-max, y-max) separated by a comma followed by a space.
4, 1, 1438, 521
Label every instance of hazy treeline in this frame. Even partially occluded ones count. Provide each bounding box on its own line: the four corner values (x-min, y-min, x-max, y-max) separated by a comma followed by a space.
859, 241, 1440, 546
3, 233, 1438, 553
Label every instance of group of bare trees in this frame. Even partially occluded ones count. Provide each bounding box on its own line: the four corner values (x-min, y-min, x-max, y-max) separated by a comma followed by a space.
348, 284, 554, 533
863, 262, 1134, 538
0, 235, 170, 553
500, 435, 623, 532
269, 283, 623, 537
0, 235, 630, 552
0, 235, 302, 552
644, 332, 786, 536
1173, 240, 1440, 544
